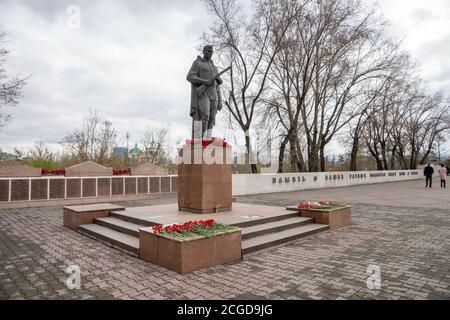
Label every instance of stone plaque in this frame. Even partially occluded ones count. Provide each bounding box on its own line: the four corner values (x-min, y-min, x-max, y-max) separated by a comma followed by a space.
0, 180, 9, 201
49, 179, 65, 199
65, 161, 113, 177
150, 177, 160, 193
11, 179, 29, 201
137, 177, 148, 194
97, 178, 111, 197
131, 162, 168, 175
66, 179, 81, 198
112, 178, 124, 196
0, 161, 41, 177
31, 179, 48, 200
161, 177, 171, 193
125, 178, 137, 195
82, 178, 96, 197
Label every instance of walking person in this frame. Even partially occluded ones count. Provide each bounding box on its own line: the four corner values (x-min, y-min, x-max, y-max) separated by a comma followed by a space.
438, 164, 447, 188
424, 163, 434, 188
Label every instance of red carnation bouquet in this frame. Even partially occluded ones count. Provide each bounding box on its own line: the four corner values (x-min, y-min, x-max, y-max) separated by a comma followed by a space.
113, 168, 131, 175
298, 201, 333, 209
152, 219, 215, 234
41, 168, 66, 176
151, 219, 238, 240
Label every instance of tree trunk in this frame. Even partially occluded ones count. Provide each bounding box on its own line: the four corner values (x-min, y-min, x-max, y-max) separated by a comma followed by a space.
292, 128, 306, 172
349, 136, 359, 171
368, 143, 384, 170
397, 145, 407, 169
278, 135, 289, 173
409, 148, 416, 170
308, 148, 320, 172
376, 158, 384, 171
320, 146, 325, 172
381, 143, 389, 170
289, 140, 298, 172
245, 135, 258, 174
390, 145, 397, 170
288, 130, 303, 172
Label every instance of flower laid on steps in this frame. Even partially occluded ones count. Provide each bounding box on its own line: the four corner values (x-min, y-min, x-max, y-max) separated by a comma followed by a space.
151, 219, 239, 240
298, 201, 345, 210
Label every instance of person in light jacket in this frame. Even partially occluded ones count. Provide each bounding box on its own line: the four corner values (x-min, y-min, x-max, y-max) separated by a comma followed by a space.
438, 164, 447, 188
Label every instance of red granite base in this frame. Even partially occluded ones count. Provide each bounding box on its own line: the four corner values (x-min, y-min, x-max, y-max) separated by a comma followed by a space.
139, 228, 242, 274
297, 206, 352, 230
63, 204, 125, 230
177, 145, 232, 214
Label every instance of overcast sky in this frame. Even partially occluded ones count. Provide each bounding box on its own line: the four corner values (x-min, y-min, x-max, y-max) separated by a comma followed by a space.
0, 0, 449, 157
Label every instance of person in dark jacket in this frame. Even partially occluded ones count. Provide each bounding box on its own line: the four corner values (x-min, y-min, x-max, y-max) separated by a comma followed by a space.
424, 164, 434, 188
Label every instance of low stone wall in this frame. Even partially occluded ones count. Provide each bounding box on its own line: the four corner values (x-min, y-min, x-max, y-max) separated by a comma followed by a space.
0, 170, 422, 208
0, 175, 178, 208
232, 170, 421, 196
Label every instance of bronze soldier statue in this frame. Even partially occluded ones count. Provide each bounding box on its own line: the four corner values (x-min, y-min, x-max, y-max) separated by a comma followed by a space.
187, 45, 228, 139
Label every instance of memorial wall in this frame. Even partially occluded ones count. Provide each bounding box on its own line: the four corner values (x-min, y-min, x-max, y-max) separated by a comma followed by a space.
0, 170, 421, 208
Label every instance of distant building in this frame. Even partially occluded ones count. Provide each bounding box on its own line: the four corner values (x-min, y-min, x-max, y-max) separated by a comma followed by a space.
114, 147, 128, 158
129, 144, 143, 160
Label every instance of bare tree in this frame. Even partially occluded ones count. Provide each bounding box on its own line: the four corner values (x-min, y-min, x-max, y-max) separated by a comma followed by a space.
140, 126, 169, 166
404, 92, 449, 168
0, 32, 27, 128
23, 141, 58, 169
305, 0, 403, 172
262, 0, 400, 172
204, 0, 449, 173
260, 0, 319, 173
202, 0, 306, 173
61, 110, 118, 165
346, 51, 412, 171
360, 76, 450, 170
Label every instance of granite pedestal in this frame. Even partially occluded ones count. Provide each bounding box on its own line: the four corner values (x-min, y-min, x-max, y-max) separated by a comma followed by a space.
178, 145, 232, 214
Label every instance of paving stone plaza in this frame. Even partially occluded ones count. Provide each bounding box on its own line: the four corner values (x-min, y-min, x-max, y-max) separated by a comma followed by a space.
0, 179, 449, 300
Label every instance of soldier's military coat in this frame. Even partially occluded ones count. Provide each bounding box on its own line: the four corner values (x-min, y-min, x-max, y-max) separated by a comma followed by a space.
186, 55, 222, 118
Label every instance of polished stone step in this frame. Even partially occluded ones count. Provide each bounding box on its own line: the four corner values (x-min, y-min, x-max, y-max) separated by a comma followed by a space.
242, 224, 330, 255
109, 210, 156, 227
241, 217, 314, 240
78, 224, 139, 256
286, 205, 302, 212
95, 217, 142, 237
229, 211, 300, 228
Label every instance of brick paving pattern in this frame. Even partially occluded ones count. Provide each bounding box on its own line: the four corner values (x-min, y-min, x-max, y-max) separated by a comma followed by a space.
0, 180, 449, 300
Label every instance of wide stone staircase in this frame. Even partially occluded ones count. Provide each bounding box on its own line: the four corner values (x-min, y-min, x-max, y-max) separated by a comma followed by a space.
77, 208, 330, 257
236, 214, 329, 255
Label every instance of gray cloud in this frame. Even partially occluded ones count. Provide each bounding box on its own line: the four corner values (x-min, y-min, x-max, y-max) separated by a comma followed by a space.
0, 0, 449, 155
0, 0, 211, 153
411, 8, 434, 21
